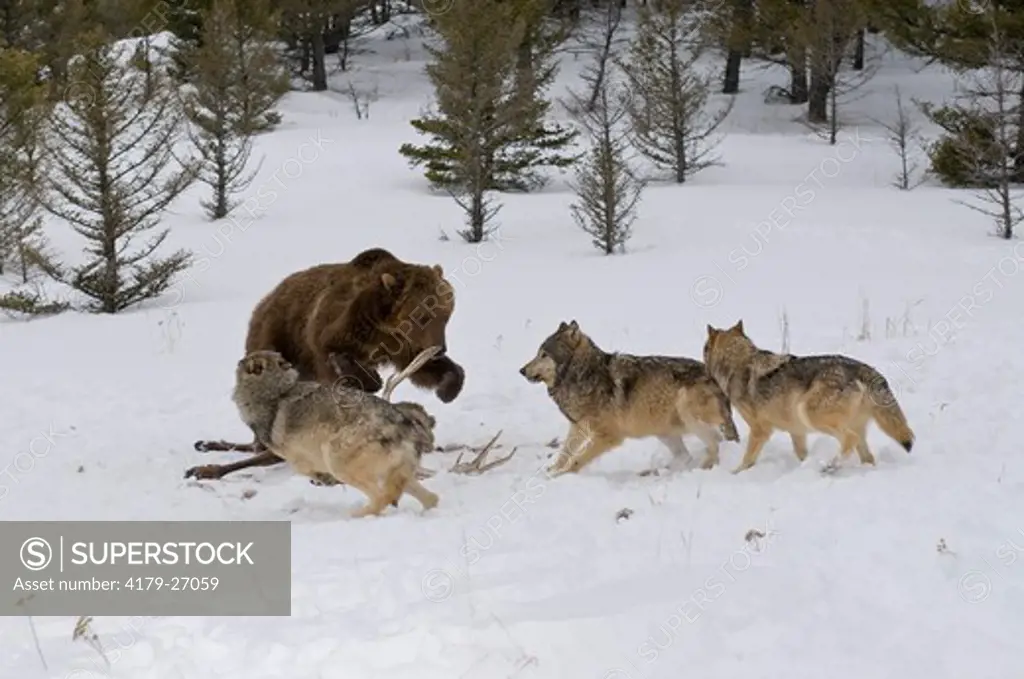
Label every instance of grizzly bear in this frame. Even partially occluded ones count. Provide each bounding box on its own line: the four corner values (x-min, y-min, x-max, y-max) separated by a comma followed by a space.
186, 247, 465, 481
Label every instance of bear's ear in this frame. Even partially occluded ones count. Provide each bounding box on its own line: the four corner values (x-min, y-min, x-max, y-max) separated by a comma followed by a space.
381, 273, 397, 290
433, 264, 444, 276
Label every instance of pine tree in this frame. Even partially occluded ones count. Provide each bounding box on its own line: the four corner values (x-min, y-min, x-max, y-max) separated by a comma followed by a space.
166, 0, 214, 82
567, 76, 645, 254
181, 0, 286, 218
922, 5, 1024, 239
181, 0, 259, 219
34, 0, 93, 99
569, 0, 628, 113
226, 0, 289, 135
0, 45, 53, 283
876, 0, 1024, 71
798, 0, 870, 128
39, 29, 198, 313
399, 0, 578, 200
619, 0, 734, 184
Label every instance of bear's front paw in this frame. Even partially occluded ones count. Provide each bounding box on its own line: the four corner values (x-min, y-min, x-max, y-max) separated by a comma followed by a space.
436, 362, 465, 403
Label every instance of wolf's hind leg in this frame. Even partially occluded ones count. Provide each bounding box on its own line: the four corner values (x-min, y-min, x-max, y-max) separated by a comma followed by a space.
690, 425, 722, 470
789, 433, 808, 462
377, 465, 409, 510
403, 476, 439, 511
805, 386, 874, 467
327, 450, 389, 518
656, 435, 694, 471
348, 476, 392, 518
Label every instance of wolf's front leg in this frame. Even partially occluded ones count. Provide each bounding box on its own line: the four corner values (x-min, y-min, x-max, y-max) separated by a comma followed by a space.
733, 423, 772, 473
547, 423, 592, 476
549, 422, 617, 476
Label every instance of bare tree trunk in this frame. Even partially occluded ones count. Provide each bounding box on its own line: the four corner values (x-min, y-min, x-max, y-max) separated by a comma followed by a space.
722, 0, 751, 94
852, 28, 864, 70
1, 3, 17, 46
789, 48, 808, 104
311, 31, 327, 91
808, 63, 829, 122
300, 39, 310, 76
517, 38, 533, 79
1015, 76, 1024, 180
588, 55, 610, 109
828, 76, 838, 143
585, 2, 623, 110
723, 50, 742, 93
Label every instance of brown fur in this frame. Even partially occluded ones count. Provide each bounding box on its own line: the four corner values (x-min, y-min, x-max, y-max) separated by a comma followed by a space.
187, 248, 464, 481
703, 320, 915, 474
245, 247, 463, 395
520, 320, 740, 476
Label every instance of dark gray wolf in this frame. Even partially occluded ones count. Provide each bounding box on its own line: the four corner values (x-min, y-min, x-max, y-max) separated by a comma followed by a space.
520, 320, 740, 476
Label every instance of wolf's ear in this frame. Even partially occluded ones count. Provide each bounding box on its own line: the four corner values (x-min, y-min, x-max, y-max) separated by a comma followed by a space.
246, 358, 264, 376
706, 324, 717, 337
569, 320, 579, 331
732, 320, 745, 334
558, 321, 568, 331
566, 319, 580, 338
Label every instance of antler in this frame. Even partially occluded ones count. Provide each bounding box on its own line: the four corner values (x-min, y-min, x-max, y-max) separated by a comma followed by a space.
449, 430, 518, 475
381, 345, 442, 401
413, 430, 518, 478
378, 347, 515, 478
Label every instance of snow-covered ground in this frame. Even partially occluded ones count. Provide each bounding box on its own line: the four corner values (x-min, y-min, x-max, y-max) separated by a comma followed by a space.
2, 17, 1023, 679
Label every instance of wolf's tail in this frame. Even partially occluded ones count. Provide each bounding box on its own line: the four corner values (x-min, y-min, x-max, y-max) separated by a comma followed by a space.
864, 372, 914, 452
711, 382, 740, 442
720, 405, 740, 442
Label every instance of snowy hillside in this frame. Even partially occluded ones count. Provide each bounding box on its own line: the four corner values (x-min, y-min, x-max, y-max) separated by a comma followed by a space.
1, 16, 1022, 679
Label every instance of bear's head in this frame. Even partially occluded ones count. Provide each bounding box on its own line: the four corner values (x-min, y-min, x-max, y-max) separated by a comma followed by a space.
375, 263, 456, 362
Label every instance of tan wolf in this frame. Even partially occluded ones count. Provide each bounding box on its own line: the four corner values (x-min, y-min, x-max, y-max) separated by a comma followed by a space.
519, 320, 740, 476
702, 320, 915, 474
232, 350, 440, 517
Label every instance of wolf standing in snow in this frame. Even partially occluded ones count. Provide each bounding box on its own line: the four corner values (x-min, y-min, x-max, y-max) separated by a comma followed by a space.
519, 320, 740, 476
702, 320, 915, 474
231, 350, 439, 517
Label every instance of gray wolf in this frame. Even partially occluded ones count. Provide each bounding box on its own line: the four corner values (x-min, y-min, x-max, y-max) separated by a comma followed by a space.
702, 320, 915, 473
188, 247, 464, 480
230, 350, 440, 517
519, 320, 740, 476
